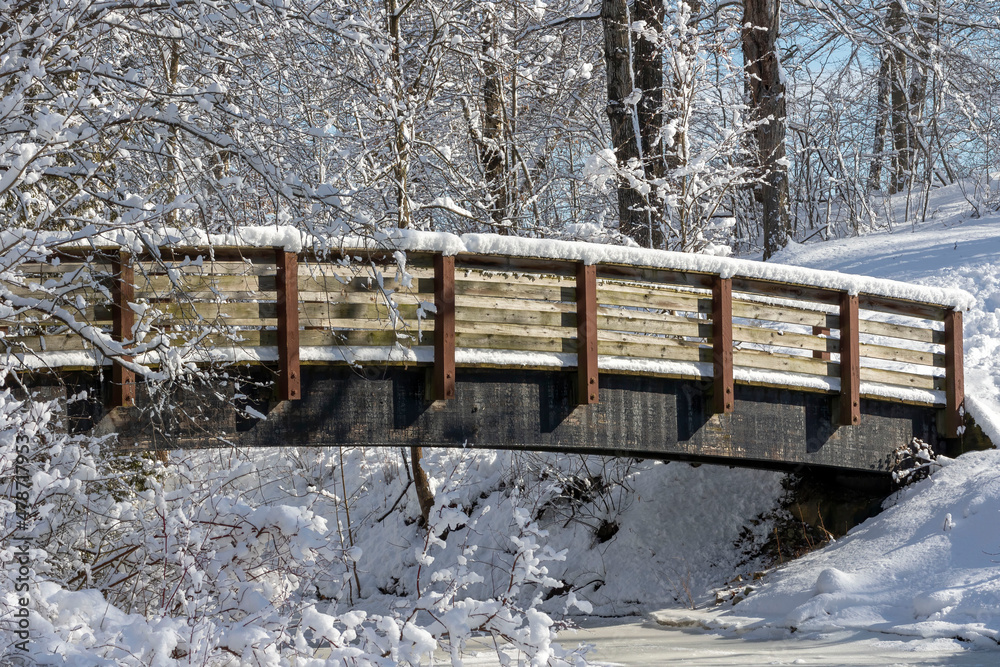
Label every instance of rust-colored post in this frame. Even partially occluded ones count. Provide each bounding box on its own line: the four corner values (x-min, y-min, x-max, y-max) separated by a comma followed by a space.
110, 252, 136, 408
712, 276, 734, 414
944, 308, 964, 438
576, 263, 599, 404
812, 326, 831, 360
839, 293, 860, 426
434, 254, 456, 400
276, 250, 301, 401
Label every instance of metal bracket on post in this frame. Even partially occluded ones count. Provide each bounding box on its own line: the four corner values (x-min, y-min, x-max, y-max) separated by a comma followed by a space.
576, 263, 598, 404
944, 308, 964, 438
276, 249, 301, 401
839, 292, 860, 426
712, 276, 734, 414
110, 252, 136, 408
434, 254, 456, 401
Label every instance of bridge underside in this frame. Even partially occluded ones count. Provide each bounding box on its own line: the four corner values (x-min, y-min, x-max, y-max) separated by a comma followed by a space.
74, 366, 945, 475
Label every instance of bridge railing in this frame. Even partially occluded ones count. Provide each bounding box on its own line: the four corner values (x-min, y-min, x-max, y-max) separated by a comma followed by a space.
0, 243, 965, 437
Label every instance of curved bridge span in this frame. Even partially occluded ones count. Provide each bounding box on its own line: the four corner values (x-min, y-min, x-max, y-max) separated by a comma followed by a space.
5, 237, 968, 475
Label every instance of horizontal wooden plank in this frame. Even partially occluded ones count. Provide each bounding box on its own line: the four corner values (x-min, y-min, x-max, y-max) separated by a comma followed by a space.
0, 335, 93, 352
136, 260, 276, 276
454, 332, 577, 353
136, 273, 268, 295
598, 311, 711, 339
733, 323, 838, 353
455, 254, 577, 276
597, 265, 716, 289
732, 299, 839, 329
455, 320, 575, 339
456, 268, 574, 288
454, 294, 577, 313
732, 277, 840, 306
860, 366, 945, 391
859, 341, 944, 367
456, 306, 576, 328
207, 329, 433, 348
858, 318, 945, 345
597, 338, 713, 363
860, 294, 946, 320
0, 306, 111, 326
734, 348, 839, 378
455, 280, 575, 302
598, 328, 705, 347
597, 286, 710, 313
298, 275, 434, 296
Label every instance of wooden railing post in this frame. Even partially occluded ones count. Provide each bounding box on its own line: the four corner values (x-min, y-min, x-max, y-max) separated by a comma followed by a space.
712, 276, 734, 414
434, 254, 456, 401
944, 308, 964, 438
576, 263, 599, 404
839, 292, 860, 426
110, 252, 136, 408
276, 250, 301, 401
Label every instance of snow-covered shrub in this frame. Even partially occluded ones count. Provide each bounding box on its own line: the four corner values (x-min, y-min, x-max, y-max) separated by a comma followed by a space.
1, 391, 590, 665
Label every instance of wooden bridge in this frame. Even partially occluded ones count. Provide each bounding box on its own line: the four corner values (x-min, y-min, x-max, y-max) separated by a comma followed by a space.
3, 235, 969, 475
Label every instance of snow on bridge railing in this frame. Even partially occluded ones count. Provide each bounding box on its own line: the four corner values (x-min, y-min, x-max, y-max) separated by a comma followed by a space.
0, 230, 972, 438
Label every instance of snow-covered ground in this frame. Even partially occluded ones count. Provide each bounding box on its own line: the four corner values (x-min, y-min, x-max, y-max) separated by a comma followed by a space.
686, 185, 1000, 654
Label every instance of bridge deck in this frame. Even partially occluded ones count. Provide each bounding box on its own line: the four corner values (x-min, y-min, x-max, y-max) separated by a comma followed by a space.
1, 236, 970, 473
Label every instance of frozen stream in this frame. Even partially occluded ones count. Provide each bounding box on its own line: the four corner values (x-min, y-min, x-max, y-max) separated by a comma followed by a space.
451, 615, 996, 666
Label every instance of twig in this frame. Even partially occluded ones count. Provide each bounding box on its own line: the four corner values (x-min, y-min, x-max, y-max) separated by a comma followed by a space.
377, 479, 412, 523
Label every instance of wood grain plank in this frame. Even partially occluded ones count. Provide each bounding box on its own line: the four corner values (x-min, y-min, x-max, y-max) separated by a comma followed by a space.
858, 318, 945, 344
577, 263, 599, 404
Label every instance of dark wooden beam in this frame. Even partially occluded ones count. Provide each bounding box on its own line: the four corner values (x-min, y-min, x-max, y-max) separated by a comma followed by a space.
110, 252, 136, 408
434, 254, 456, 400
577, 263, 599, 404
713, 276, 734, 414
840, 293, 860, 426
944, 308, 964, 438
276, 250, 301, 401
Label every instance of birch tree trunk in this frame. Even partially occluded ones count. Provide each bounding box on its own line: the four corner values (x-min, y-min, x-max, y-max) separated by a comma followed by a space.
742, 0, 790, 260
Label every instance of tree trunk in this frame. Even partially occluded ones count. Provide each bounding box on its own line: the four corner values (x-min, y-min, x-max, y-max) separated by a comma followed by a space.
742, 0, 790, 260
887, 0, 908, 195
602, 0, 654, 247
869, 52, 890, 191
907, 7, 933, 188
387, 0, 413, 228
482, 14, 509, 232
633, 0, 665, 242
410, 446, 434, 526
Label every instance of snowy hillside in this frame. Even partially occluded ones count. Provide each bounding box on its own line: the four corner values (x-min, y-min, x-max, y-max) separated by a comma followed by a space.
703, 184, 1000, 646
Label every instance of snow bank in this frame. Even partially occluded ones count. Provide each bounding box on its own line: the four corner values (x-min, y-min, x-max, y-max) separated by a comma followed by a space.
706, 183, 1000, 650
716, 450, 1000, 646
